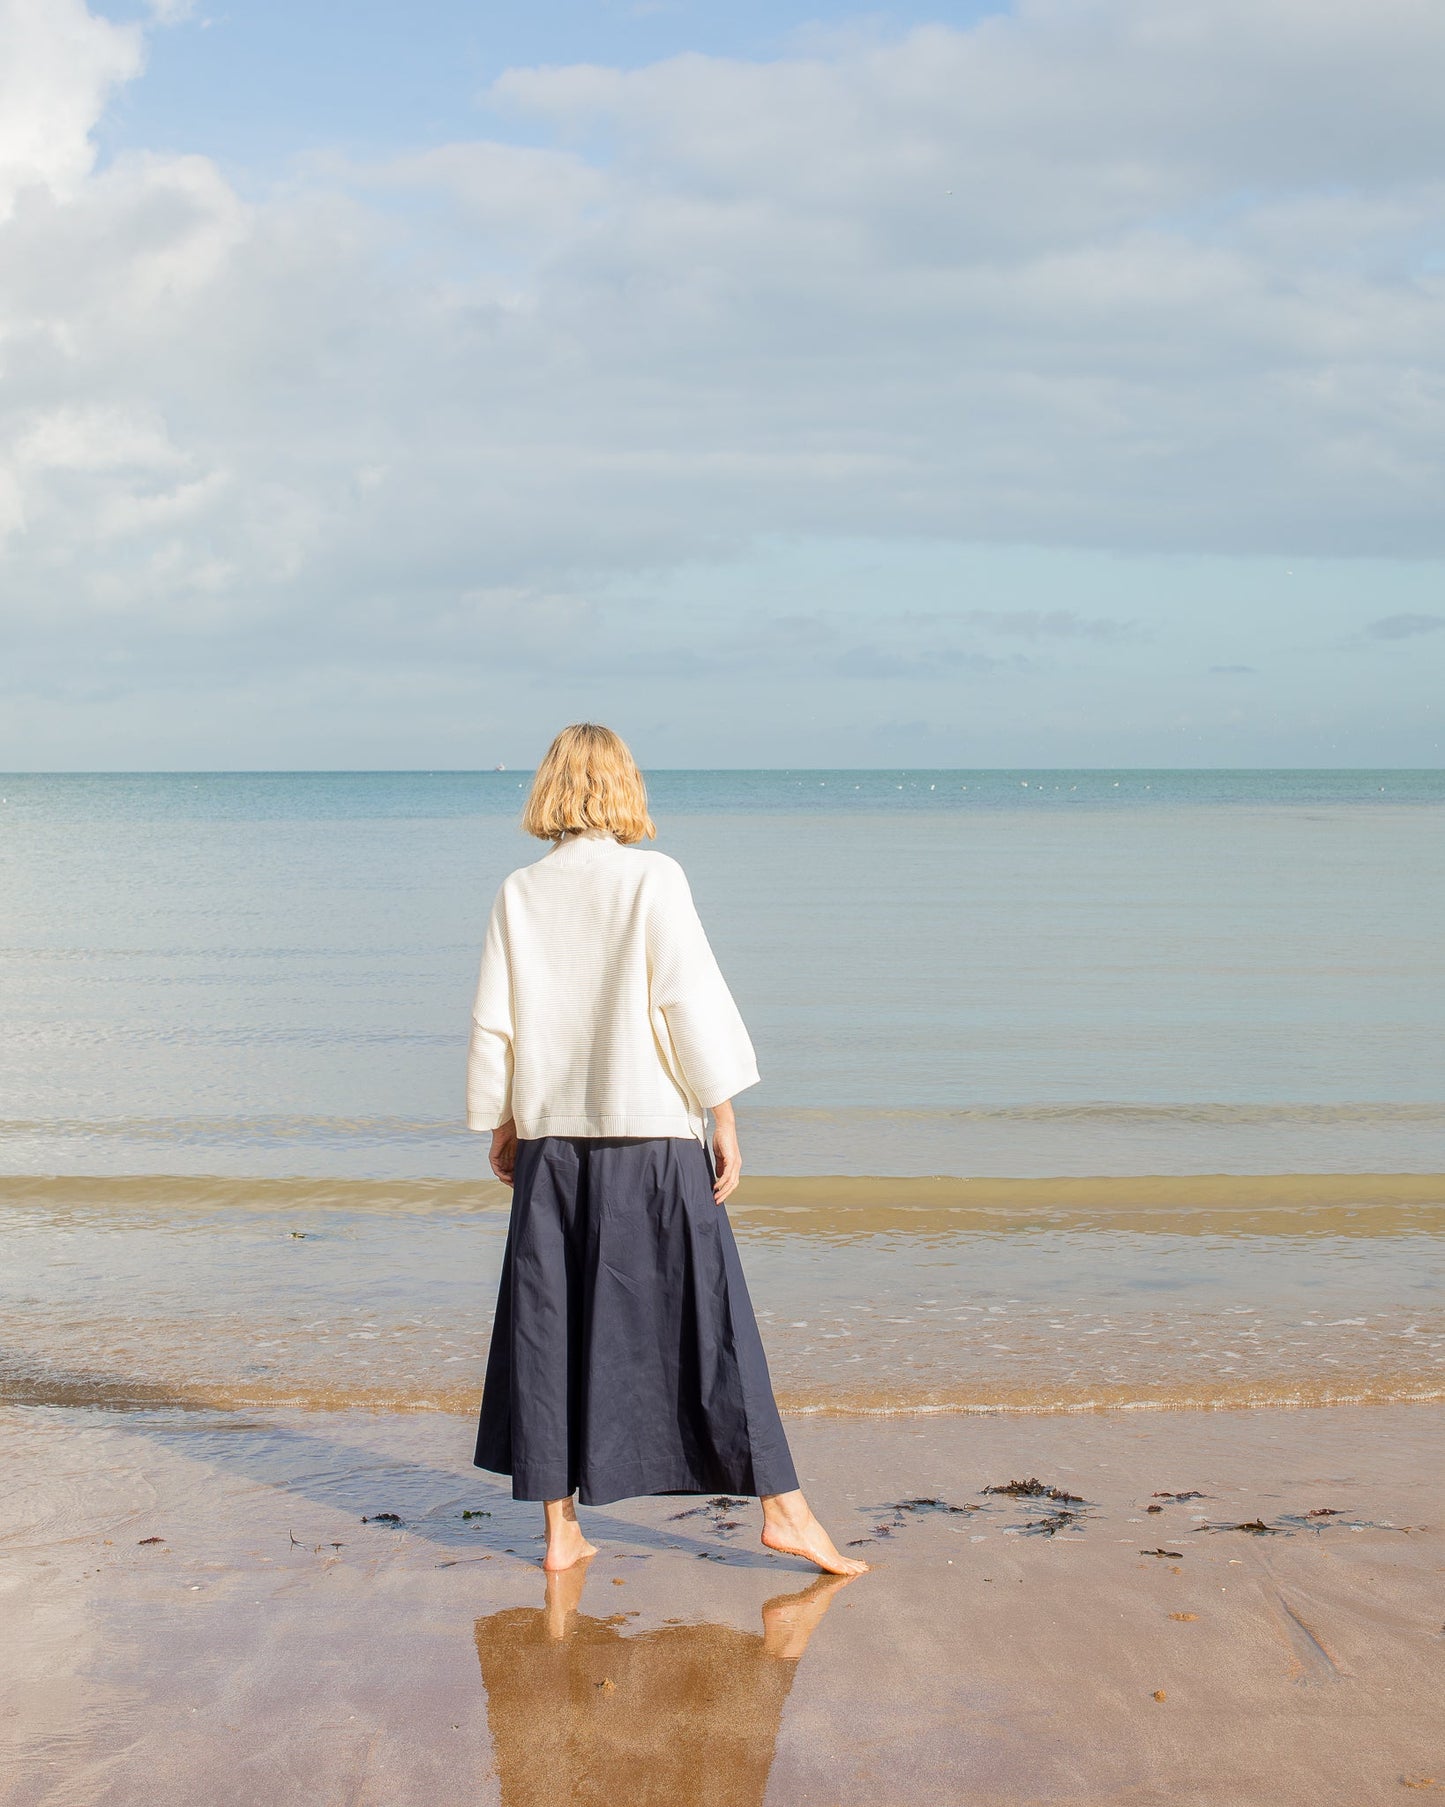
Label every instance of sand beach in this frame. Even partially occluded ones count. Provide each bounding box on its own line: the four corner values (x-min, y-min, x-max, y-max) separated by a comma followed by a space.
3, 1395, 1442, 1805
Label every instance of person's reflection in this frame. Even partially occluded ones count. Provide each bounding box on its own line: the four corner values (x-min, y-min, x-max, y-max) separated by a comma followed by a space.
474, 1563, 852, 1806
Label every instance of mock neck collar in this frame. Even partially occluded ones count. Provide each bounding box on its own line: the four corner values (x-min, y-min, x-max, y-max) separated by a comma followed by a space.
544, 829, 621, 863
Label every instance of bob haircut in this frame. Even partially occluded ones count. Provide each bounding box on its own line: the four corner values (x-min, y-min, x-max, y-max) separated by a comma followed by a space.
521, 723, 657, 844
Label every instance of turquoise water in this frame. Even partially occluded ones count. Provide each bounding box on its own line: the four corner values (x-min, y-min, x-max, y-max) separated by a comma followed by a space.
2, 771, 1442, 1178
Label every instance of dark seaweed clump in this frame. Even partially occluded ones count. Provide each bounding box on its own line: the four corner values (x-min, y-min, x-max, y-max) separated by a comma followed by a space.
982, 1478, 1084, 1504
1021, 1506, 1087, 1537
846, 1496, 978, 1545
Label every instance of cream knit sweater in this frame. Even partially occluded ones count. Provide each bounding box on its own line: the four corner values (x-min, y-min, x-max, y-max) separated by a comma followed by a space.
466, 829, 760, 1143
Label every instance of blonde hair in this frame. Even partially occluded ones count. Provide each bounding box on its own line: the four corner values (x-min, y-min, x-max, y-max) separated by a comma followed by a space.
521, 723, 656, 844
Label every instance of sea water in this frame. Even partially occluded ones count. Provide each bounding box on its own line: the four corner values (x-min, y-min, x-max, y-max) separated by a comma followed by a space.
2, 769, 1441, 1412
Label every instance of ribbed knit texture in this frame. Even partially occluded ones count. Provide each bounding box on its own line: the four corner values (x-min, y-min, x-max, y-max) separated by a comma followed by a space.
466, 830, 760, 1142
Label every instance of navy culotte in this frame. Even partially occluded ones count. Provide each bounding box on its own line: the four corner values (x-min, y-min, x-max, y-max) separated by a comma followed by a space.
474, 1135, 799, 1505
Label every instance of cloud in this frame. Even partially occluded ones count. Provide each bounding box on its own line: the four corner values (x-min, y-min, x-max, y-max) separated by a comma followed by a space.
956, 610, 1139, 642
2, 0, 1445, 737
0, 0, 141, 218
1364, 612, 1445, 639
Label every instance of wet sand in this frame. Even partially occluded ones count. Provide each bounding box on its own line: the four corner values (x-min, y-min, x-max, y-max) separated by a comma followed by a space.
3, 1399, 1441, 1806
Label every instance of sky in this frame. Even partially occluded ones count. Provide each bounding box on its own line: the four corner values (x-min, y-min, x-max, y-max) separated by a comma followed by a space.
1, 0, 1442, 770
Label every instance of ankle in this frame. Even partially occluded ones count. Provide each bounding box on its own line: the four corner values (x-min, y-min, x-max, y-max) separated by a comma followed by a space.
763, 1490, 813, 1530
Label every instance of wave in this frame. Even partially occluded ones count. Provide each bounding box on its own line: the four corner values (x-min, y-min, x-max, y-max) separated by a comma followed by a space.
4, 1102, 1442, 1138
5, 1363, 1441, 1420
2, 1170, 1442, 1239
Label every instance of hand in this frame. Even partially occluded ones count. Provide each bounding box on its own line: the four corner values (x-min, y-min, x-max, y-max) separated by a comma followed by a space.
489, 1120, 517, 1186
711, 1105, 741, 1205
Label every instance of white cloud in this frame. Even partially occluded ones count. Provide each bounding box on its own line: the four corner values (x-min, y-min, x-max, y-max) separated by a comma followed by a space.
1, 0, 1443, 756
0, 0, 141, 218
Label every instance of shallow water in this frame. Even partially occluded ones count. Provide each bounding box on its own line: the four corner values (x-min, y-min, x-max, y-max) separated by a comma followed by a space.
4, 1176, 1440, 1415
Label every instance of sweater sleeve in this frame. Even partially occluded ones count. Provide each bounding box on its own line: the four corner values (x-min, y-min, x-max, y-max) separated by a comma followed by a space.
466, 892, 514, 1131
647, 861, 761, 1110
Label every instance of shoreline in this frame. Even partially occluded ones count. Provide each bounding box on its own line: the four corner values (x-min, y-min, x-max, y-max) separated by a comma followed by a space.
7, 1370, 1445, 1420
5, 1172, 1441, 1420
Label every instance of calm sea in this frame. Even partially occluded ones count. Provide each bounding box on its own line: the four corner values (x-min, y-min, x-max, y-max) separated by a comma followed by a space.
3, 770, 1442, 1415
3, 769, 1442, 1179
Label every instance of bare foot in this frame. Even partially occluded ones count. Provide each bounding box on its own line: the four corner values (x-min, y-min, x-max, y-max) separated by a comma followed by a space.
761, 1571, 856, 1659
541, 1496, 597, 1572
760, 1490, 869, 1576
542, 1529, 596, 1572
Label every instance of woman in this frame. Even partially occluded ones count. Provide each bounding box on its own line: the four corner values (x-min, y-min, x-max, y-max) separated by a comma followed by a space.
467, 723, 865, 1576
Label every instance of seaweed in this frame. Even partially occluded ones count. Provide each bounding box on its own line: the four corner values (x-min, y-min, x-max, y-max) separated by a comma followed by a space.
1022, 1507, 1086, 1536
982, 1478, 1084, 1503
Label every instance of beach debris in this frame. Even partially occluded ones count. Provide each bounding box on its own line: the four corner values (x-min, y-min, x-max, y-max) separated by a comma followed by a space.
982, 1478, 1084, 1503
362, 1512, 402, 1524
1168, 1612, 1199, 1622
611, 1577, 626, 1585
595, 1679, 616, 1693
1209, 1518, 1284, 1536
976, 1483, 1091, 1537
1020, 1508, 1086, 1537
1152, 1690, 1168, 1703
669, 1497, 751, 1540
137, 1536, 165, 1546
1306, 1508, 1342, 1518
1141, 1548, 1185, 1559
1152, 1491, 1207, 1502
847, 1496, 979, 1543
330, 1542, 344, 1552
1399, 1778, 1441, 1791
461, 1509, 491, 1520
1146, 1504, 1163, 1513
1016, 1495, 1096, 1536
290, 1231, 308, 1239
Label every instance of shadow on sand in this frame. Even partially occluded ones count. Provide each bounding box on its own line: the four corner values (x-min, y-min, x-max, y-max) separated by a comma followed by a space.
1, 1352, 805, 1569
